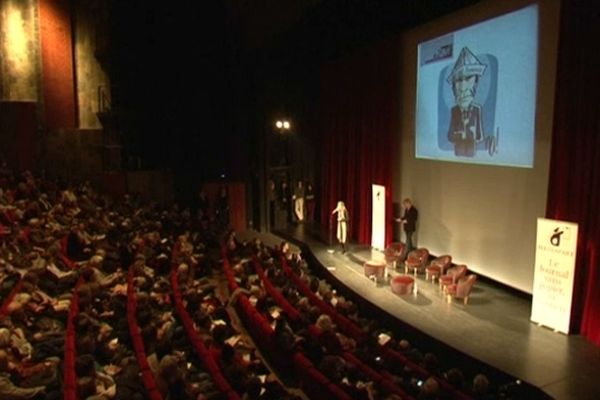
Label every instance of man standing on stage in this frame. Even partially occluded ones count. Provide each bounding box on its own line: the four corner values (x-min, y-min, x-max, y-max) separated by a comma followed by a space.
331, 201, 349, 253
398, 198, 418, 252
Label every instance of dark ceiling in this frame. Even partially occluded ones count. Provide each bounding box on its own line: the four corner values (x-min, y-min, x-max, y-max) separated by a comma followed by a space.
224, 0, 482, 69
222, 0, 324, 52
109, 0, 482, 177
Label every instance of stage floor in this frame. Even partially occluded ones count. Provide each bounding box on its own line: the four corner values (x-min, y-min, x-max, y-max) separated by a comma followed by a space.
240, 224, 600, 400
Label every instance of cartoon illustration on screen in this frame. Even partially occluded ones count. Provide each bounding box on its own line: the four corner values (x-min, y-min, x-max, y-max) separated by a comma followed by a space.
438, 46, 499, 157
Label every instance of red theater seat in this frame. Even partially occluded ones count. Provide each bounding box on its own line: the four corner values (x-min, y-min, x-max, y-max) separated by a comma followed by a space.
404, 248, 430, 275
440, 264, 468, 292
446, 274, 478, 304
384, 242, 407, 268
425, 255, 452, 282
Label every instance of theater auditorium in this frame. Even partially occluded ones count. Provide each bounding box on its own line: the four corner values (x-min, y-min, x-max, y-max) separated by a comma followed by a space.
0, 0, 598, 399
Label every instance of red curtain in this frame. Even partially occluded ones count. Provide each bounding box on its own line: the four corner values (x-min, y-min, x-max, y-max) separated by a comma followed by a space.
318, 39, 398, 245
546, 0, 600, 345
39, 0, 77, 130
203, 182, 247, 233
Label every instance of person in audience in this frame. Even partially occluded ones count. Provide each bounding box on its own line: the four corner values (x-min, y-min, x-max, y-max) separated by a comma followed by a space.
273, 312, 297, 354
0, 165, 511, 400
154, 354, 190, 399
422, 353, 440, 375
280, 240, 294, 262
418, 376, 440, 399
242, 375, 262, 400
315, 314, 343, 355
0, 377, 47, 399
445, 367, 465, 390
472, 373, 492, 399
66, 222, 90, 261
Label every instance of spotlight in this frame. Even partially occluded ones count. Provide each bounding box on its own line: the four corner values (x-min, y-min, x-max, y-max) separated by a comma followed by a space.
275, 120, 283, 129
283, 120, 290, 129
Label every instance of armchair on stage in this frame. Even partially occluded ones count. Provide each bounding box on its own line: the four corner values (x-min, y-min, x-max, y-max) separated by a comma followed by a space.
425, 255, 452, 282
384, 242, 407, 268
439, 264, 468, 292
404, 248, 429, 275
446, 274, 478, 304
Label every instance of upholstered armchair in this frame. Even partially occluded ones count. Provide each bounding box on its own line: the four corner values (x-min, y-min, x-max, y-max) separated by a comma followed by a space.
384, 242, 406, 268
425, 255, 452, 282
446, 274, 477, 304
439, 264, 468, 292
404, 248, 429, 275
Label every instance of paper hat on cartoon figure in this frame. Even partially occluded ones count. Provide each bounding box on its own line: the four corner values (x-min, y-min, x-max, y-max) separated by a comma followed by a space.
447, 46, 487, 84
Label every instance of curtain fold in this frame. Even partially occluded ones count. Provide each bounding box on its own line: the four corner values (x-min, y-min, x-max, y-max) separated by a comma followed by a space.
318, 40, 398, 245
546, 0, 600, 345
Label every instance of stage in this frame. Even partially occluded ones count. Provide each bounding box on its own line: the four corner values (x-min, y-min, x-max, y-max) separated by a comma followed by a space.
240, 224, 600, 400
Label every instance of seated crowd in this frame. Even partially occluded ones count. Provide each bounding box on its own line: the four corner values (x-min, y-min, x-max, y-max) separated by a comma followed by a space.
0, 168, 296, 399
224, 236, 501, 400
0, 166, 517, 399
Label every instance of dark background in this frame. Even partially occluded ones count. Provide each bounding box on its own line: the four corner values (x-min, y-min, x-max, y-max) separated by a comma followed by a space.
108, 0, 482, 182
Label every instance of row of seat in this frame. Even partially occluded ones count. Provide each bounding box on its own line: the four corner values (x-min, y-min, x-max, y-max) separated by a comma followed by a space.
278, 249, 476, 399
303, 324, 414, 399
226, 246, 477, 399
252, 257, 301, 322
380, 344, 472, 400
1, 234, 85, 399
251, 256, 412, 398
169, 265, 240, 400
222, 251, 355, 399
279, 255, 366, 342
246, 252, 445, 399
127, 268, 164, 400
0, 221, 47, 317
292, 352, 353, 400
63, 277, 84, 400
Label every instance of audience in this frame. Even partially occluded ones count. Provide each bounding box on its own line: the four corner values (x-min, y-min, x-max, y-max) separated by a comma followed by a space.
0, 165, 514, 399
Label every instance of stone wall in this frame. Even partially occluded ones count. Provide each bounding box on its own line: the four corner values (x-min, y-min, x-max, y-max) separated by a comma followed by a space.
0, 0, 40, 102
75, 0, 110, 130
0, 0, 117, 179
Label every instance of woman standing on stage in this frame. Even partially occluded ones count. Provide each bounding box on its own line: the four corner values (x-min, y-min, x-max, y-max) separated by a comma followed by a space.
331, 201, 349, 253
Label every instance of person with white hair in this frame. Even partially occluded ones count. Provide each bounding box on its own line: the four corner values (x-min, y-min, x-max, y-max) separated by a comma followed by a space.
331, 201, 349, 253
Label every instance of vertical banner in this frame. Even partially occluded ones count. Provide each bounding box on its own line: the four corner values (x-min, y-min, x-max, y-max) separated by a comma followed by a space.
531, 218, 578, 334
371, 184, 386, 251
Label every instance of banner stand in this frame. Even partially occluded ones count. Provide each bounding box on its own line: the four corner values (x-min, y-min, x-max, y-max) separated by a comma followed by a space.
530, 218, 578, 334
371, 184, 386, 252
